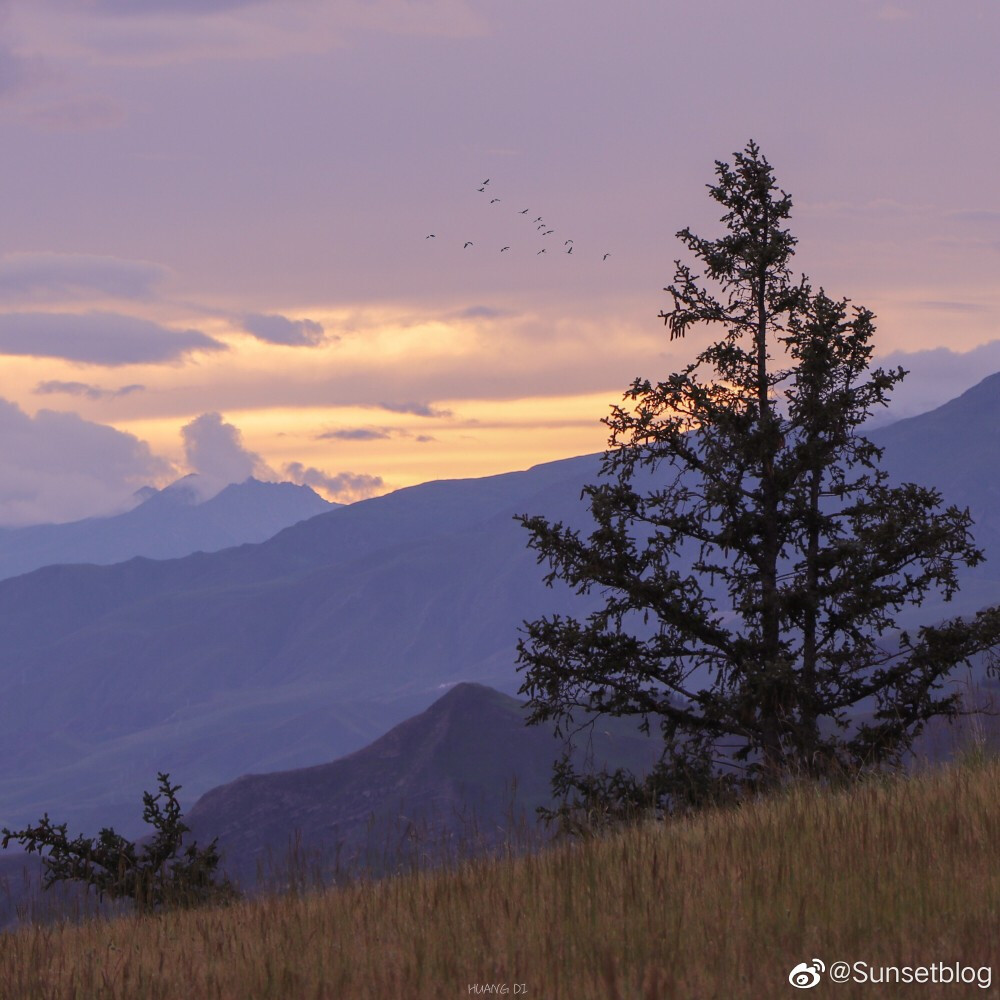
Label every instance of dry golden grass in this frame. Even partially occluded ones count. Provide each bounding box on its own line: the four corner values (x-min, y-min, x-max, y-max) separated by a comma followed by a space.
1, 758, 997, 999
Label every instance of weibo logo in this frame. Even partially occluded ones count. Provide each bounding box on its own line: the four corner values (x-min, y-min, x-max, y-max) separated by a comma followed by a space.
788, 959, 825, 989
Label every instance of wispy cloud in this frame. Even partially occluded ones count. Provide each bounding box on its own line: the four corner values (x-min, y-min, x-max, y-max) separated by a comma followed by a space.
283, 462, 384, 503
34, 380, 145, 400
93, 0, 259, 14
453, 305, 509, 320
910, 300, 991, 313
13, 0, 487, 69
948, 210, 1000, 225
317, 427, 392, 441
378, 401, 453, 418
0, 252, 169, 302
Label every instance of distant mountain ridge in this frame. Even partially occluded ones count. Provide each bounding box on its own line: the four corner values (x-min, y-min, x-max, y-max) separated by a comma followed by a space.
0, 475, 336, 581
1, 376, 1000, 837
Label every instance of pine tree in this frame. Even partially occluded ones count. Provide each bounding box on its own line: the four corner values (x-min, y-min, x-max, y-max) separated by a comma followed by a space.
516, 142, 1000, 813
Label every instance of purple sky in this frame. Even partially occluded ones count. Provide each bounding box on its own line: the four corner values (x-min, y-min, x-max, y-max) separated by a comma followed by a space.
0, 0, 998, 523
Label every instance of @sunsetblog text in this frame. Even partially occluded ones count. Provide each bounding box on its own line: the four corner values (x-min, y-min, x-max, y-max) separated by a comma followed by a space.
789, 959, 992, 990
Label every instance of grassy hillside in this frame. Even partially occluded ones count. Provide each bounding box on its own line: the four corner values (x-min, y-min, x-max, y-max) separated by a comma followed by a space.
1, 759, 997, 999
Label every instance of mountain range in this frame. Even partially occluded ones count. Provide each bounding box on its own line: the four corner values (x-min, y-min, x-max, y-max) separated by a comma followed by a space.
0, 476, 335, 582
2, 374, 1000, 837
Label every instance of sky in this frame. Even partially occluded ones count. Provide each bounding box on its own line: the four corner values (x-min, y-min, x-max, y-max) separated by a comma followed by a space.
0, 0, 998, 524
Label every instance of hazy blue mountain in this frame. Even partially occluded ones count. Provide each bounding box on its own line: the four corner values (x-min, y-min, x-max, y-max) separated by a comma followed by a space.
869, 370, 1000, 558
1, 377, 1000, 838
184, 682, 661, 889
0, 476, 336, 582
867, 370, 1000, 624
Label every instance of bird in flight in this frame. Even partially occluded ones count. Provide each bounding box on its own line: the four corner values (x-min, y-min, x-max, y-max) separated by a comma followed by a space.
501, 246, 510, 252
519, 208, 530, 214
564, 240, 573, 245
464, 241, 474, 248
477, 186, 486, 192
482, 178, 490, 186
425, 234, 436, 239
566, 246, 573, 254
533, 216, 543, 223
490, 198, 501, 204
603, 253, 611, 260
537, 249, 546, 254
543, 229, 554, 236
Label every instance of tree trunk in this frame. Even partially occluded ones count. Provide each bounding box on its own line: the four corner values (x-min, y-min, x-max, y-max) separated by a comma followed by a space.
755, 211, 786, 780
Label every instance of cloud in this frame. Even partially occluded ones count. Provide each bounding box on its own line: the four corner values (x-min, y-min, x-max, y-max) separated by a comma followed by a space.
181, 412, 272, 484
0, 253, 169, 301
454, 305, 509, 320
317, 427, 392, 441
283, 462, 384, 503
34, 379, 145, 400
415, 434, 435, 443
0, 311, 224, 365
909, 300, 990, 314
240, 312, 329, 347
15, 0, 485, 72
378, 401, 453, 418
0, 396, 173, 525
948, 210, 1000, 225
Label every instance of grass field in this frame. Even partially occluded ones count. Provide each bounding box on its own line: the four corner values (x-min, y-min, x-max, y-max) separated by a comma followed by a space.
0, 757, 997, 999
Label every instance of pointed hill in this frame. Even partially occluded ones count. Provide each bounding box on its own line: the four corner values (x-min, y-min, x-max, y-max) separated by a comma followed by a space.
184, 682, 660, 888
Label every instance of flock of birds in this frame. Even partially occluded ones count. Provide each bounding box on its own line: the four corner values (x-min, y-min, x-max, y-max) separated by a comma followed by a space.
425, 178, 611, 261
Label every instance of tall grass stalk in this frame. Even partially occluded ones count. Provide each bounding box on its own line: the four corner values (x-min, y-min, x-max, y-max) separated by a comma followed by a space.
1, 759, 997, 998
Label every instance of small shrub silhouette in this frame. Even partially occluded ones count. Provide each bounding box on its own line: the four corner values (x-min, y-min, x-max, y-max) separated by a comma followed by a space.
1, 772, 237, 914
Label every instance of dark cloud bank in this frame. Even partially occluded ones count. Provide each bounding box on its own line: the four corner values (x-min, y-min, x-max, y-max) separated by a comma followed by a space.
0, 311, 224, 366
240, 313, 329, 347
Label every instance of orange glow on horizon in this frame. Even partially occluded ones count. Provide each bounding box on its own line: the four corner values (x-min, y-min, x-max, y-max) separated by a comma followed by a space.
110, 391, 622, 498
